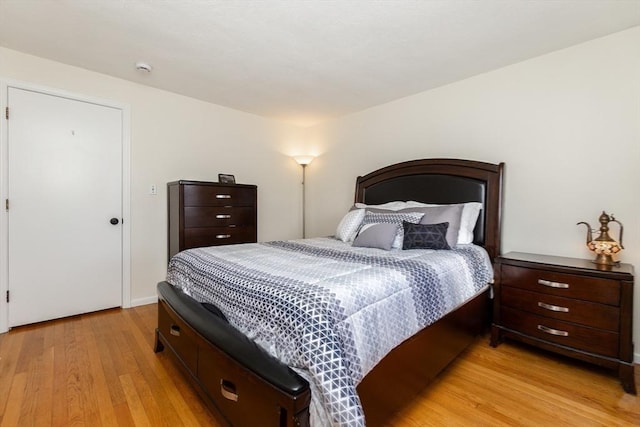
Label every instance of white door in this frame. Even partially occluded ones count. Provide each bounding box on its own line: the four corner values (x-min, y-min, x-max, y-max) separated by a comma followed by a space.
7, 87, 123, 327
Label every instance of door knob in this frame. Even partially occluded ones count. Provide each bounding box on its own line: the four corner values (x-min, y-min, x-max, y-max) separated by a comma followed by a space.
110, 218, 119, 225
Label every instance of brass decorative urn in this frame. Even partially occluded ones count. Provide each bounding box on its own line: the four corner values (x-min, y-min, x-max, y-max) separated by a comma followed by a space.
577, 211, 624, 266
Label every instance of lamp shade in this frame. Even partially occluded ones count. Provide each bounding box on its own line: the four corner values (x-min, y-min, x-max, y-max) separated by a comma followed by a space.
293, 155, 314, 166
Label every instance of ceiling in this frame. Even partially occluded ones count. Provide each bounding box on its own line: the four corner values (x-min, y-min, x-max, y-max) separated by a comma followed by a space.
0, 1, 639, 127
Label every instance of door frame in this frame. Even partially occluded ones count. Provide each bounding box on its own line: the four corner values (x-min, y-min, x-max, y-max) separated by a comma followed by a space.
0, 79, 131, 333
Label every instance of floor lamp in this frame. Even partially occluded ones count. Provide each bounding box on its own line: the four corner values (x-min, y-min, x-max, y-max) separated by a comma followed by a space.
293, 155, 314, 238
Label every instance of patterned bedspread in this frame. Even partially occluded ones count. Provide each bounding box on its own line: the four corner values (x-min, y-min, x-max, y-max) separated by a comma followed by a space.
166, 237, 493, 426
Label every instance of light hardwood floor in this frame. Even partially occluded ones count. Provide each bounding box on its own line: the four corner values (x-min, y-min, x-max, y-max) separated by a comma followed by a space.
0, 304, 638, 426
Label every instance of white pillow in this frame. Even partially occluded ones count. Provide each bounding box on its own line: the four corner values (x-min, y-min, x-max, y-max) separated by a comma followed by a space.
354, 201, 407, 211
405, 201, 482, 244
458, 203, 481, 244
335, 209, 365, 242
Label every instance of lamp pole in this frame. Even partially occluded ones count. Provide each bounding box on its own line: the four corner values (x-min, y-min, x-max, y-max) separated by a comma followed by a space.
293, 155, 314, 239
301, 164, 307, 239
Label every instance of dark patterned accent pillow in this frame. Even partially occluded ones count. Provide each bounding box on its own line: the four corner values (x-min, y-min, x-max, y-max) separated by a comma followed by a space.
402, 221, 451, 250
400, 204, 463, 248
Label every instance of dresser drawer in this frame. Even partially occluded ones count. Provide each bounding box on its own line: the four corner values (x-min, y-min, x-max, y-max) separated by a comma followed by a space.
184, 227, 256, 248
183, 185, 255, 207
501, 306, 618, 358
501, 286, 619, 331
184, 206, 255, 228
158, 300, 198, 373
501, 264, 620, 306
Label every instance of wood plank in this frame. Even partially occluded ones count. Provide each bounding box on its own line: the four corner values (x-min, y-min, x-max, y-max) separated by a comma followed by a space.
92, 310, 128, 408
1, 372, 27, 427
0, 327, 24, 418
84, 313, 118, 427
31, 346, 54, 426
119, 373, 151, 427
51, 320, 68, 426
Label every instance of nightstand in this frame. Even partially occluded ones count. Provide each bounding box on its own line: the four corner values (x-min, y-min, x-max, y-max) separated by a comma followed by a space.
490, 252, 636, 394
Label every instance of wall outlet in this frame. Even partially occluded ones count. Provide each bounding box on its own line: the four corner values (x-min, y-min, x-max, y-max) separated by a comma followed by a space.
149, 184, 157, 195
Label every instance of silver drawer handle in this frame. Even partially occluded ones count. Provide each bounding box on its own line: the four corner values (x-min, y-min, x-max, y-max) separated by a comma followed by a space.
216, 234, 231, 239
537, 324, 569, 337
170, 324, 181, 337
220, 379, 238, 402
538, 301, 569, 313
215, 194, 231, 199
216, 214, 231, 219
537, 279, 569, 289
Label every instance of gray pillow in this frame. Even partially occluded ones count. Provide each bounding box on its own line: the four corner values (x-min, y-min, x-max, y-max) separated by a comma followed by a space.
357, 211, 424, 249
352, 223, 398, 250
399, 205, 463, 248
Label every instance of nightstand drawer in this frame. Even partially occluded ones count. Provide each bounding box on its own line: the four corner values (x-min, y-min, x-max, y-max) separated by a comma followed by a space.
501, 264, 620, 306
501, 306, 618, 358
501, 286, 619, 331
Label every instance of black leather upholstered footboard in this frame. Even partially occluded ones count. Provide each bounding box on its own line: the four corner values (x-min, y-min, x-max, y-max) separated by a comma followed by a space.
154, 281, 311, 427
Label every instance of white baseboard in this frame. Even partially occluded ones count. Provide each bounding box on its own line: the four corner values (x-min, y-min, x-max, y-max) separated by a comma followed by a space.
130, 295, 158, 307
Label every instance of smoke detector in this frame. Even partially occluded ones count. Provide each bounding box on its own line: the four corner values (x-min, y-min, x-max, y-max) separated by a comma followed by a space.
135, 62, 152, 73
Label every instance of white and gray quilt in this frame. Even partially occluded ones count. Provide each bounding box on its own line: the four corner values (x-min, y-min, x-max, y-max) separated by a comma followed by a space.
166, 237, 493, 426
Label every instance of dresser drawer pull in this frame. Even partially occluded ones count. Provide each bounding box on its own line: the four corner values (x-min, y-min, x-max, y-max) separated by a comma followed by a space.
537, 279, 569, 289
220, 379, 238, 402
537, 324, 569, 337
216, 234, 231, 239
215, 194, 232, 199
170, 324, 181, 337
216, 214, 231, 219
537, 301, 569, 313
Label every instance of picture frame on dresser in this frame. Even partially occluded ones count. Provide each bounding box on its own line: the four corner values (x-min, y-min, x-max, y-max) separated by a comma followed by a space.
490, 251, 636, 394
217, 173, 236, 184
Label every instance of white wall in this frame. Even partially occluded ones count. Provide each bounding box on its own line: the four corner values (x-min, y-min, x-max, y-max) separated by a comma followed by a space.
0, 47, 306, 304
304, 27, 640, 360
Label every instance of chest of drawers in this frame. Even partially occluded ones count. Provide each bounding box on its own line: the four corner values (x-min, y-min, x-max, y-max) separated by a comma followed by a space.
490, 252, 635, 394
168, 180, 257, 259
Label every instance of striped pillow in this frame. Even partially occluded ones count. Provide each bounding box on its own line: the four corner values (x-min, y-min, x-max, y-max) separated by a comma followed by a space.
357, 211, 424, 249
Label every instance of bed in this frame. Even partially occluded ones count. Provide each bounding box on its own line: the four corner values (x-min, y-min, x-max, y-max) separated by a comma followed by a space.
154, 158, 504, 426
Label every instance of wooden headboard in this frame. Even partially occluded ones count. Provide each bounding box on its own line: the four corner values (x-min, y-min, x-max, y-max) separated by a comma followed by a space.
355, 158, 504, 260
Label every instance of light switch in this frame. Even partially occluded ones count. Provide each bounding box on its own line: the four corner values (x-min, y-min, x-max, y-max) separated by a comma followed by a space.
150, 184, 157, 195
